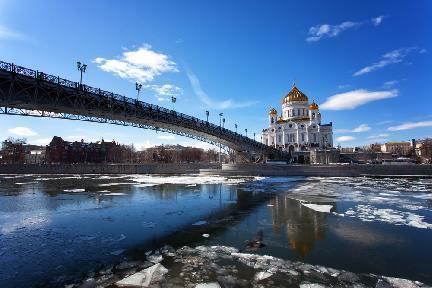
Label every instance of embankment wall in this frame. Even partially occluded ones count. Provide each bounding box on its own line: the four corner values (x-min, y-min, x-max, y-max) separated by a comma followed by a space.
199, 163, 432, 177
0, 163, 220, 174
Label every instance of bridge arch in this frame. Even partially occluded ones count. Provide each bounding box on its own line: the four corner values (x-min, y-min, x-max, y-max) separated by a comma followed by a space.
0, 61, 287, 159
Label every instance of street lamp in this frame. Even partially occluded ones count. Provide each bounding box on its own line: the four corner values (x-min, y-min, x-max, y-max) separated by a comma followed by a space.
171, 96, 177, 111
234, 123, 237, 133
205, 110, 209, 122
245, 128, 248, 137
254, 132, 256, 141
135, 82, 142, 101
219, 113, 223, 163
222, 118, 225, 128
77, 61, 87, 87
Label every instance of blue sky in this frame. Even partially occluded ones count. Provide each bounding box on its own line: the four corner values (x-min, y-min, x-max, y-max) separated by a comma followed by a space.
0, 0, 431, 148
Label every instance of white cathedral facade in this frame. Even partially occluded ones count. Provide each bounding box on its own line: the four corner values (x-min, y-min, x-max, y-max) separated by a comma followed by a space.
261, 85, 333, 154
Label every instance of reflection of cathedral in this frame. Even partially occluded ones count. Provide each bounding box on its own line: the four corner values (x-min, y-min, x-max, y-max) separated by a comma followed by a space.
269, 196, 332, 257
261, 85, 333, 155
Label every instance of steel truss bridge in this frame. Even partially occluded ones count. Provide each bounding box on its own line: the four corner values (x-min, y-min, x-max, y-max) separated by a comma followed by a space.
0, 60, 287, 160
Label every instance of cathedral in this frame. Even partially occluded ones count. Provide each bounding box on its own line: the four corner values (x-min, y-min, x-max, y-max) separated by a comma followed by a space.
261, 85, 333, 155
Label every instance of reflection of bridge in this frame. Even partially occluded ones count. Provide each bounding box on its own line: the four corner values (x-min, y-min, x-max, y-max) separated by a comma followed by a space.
0, 60, 286, 160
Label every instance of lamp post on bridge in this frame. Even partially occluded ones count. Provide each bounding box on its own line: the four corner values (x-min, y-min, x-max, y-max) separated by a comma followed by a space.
254, 132, 256, 141
234, 123, 237, 133
222, 118, 225, 128
135, 82, 142, 101
205, 110, 209, 122
245, 128, 248, 137
219, 113, 223, 164
77, 61, 87, 88
171, 96, 177, 111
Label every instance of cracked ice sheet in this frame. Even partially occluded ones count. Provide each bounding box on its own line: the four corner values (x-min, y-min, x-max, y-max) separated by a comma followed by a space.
289, 177, 432, 211
344, 205, 432, 229
129, 175, 255, 185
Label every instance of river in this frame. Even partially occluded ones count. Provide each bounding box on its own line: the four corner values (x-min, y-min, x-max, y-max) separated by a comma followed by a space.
0, 174, 431, 287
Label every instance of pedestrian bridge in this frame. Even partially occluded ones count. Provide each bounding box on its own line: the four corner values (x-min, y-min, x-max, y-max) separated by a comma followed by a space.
0, 60, 286, 160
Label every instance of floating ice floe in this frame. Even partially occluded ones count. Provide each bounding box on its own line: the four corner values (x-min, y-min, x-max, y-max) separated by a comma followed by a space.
192, 220, 208, 226
63, 188, 85, 192
129, 175, 250, 185
103, 192, 127, 196
343, 205, 432, 229
302, 203, 333, 213
98, 183, 133, 187
202, 234, 210, 238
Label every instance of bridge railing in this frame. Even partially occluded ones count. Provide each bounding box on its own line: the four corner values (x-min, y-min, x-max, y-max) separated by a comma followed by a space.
0, 60, 278, 153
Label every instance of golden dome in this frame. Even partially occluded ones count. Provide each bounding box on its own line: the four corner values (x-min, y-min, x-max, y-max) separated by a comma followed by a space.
282, 85, 308, 104
309, 100, 319, 110
269, 107, 277, 115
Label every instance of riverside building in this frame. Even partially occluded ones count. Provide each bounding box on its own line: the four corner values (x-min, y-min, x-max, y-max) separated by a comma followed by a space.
261, 85, 334, 163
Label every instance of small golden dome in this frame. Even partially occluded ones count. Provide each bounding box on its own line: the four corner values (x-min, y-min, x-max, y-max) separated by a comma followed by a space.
282, 85, 308, 104
309, 100, 319, 110
269, 107, 277, 115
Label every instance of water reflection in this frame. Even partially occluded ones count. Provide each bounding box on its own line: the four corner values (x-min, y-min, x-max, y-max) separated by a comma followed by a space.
268, 196, 330, 257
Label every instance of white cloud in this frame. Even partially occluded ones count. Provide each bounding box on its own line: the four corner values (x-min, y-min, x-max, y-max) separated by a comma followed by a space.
157, 135, 176, 140
388, 121, 432, 131
383, 80, 399, 88
336, 136, 356, 142
0, 24, 23, 39
320, 89, 398, 110
372, 15, 385, 26
8, 127, 37, 136
368, 133, 389, 139
306, 16, 384, 42
306, 21, 361, 42
186, 70, 257, 109
352, 124, 371, 132
93, 44, 178, 83
353, 48, 422, 76
150, 84, 183, 101
335, 124, 370, 133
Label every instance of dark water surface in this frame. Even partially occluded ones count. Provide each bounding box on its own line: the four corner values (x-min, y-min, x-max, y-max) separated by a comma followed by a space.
0, 174, 431, 287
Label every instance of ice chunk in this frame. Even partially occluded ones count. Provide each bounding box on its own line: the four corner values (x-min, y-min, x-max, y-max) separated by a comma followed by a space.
299, 284, 328, 288
63, 188, 85, 192
147, 254, 163, 264
116, 263, 168, 287
202, 234, 210, 238
254, 271, 272, 281
382, 276, 422, 288
195, 283, 221, 288
302, 203, 333, 213
103, 192, 127, 196
192, 220, 208, 226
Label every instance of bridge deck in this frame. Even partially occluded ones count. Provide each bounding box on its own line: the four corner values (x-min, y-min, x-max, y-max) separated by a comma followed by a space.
0, 60, 287, 159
